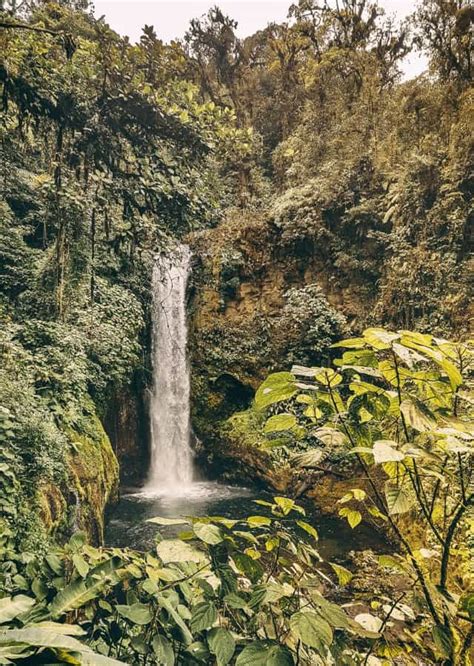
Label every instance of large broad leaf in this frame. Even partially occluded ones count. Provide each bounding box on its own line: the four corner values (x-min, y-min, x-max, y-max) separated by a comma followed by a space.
313, 368, 343, 388
437, 357, 463, 391
291, 365, 322, 377
193, 522, 223, 545
363, 328, 400, 350
236, 642, 294, 665
116, 603, 153, 625
340, 365, 383, 378
48, 556, 123, 617
392, 342, 426, 368
0, 627, 92, 652
190, 601, 217, 632
401, 334, 463, 390
208, 627, 235, 665
49, 579, 107, 618
255, 373, 296, 410
291, 449, 323, 469
264, 413, 297, 433
152, 634, 175, 666
372, 440, 405, 463
156, 539, 206, 564
385, 482, 414, 515
147, 516, 189, 526
72, 554, 89, 578
263, 582, 294, 603
354, 613, 383, 634
310, 594, 352, 630
313, 427, 347, 447
29, 622, 85, 636
290, 610, 333, 649
0, 595, 35, 624
331, 338, 366, 349
400, 400, 436, 433
224, 593, 249, 610
232, 553, 264, 583
157, 595, 193, 645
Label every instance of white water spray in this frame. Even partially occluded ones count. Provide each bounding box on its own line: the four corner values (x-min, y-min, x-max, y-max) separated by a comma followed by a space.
146, 244, 194, 493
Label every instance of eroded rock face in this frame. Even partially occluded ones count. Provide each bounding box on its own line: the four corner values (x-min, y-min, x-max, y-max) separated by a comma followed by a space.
187, 212, 359, 447
103, 384, 149, 486
37, 383, 148, 545
38, 413, 119, 545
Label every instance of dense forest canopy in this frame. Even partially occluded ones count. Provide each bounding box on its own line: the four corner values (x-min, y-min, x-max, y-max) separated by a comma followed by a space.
0, 0, 473, 664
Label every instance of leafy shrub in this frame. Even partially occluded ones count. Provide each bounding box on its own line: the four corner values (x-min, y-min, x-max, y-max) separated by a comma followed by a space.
256, 328, 474, 664
276, 284, 347, 365
0, 497, 408, 665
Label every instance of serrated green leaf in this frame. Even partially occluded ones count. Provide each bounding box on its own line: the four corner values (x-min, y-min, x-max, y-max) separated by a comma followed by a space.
116, 603, 153, 625
208, 627, 235, 665
0, 596, 35, 624
190, 601, 217, 632
290, 610, 333, 649
329, 563, 353, 586
255, 373, 296, 410
338, 508, 362, 528
236, 642, 294, 665
296, 520, 318, 540
400, 400, 436, 432
385, 482, 414, 515
264, 413, 297, 433
193, 522, 223, 545
152, 634, 175, 665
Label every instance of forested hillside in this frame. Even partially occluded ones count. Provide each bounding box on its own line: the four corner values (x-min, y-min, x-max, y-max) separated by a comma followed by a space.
0, 1, 472, 664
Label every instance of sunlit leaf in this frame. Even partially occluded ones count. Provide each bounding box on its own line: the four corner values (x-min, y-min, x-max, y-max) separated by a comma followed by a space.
190, 601, 217, 632
207, 627, 235, 665
264, 414, 297, 433
385, 483, 414, 515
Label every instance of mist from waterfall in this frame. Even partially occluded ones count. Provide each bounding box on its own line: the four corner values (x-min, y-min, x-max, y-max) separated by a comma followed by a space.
146, 244, 194, 493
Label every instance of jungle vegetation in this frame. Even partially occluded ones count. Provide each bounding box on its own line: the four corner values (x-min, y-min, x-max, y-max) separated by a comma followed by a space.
0, 0, 472, 664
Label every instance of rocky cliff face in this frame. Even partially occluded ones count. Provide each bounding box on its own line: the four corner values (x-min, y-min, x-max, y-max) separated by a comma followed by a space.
188, 211, 366, 432
103, 383, 149, 486
37, 380, 148, 546
38, 413, 119, 545
186, 210, 369, 483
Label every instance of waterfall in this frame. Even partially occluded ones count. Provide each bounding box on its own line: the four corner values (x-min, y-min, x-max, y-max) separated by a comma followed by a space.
146, 244, 194, 493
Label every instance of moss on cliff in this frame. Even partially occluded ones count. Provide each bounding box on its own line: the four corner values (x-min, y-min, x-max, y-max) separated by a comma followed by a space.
197, 406, 291, 491
35, 411, 119, 546
65, 414, 119, 544
188, 210, 347, 463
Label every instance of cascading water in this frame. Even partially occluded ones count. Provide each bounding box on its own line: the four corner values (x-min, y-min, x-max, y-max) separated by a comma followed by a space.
146, 244, 194, 493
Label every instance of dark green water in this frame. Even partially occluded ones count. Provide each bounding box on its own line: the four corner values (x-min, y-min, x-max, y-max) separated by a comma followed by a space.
105, 481, 388, 561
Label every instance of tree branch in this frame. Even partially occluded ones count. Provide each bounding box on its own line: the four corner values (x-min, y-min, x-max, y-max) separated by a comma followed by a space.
0, 20, 60, 35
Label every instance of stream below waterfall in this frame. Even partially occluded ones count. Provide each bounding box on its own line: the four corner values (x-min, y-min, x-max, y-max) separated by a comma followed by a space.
106, 245, 388, 560
105, 481, 388, 560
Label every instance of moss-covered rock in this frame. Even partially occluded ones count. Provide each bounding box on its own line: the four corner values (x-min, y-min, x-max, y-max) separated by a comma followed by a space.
199, 407, 292, 491
188, 210, 348, 454
65, 414, 119, 544
38, 482, 67, 534
35, 411, 119, 546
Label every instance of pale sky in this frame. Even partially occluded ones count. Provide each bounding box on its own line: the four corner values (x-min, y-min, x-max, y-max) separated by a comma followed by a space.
93, 0, 428, 79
